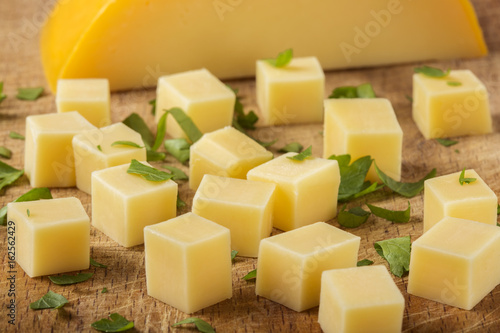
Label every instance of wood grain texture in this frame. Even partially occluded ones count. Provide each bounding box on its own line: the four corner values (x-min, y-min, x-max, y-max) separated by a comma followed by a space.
1, 0, 500, 332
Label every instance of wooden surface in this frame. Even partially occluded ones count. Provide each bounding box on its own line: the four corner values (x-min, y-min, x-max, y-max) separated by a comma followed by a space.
1, 0, 500, 332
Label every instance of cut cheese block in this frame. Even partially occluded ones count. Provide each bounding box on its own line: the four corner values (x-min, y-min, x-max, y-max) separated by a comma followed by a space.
41, 0, 487, 91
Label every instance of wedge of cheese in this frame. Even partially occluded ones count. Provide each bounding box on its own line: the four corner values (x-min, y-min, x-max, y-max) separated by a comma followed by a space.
41, 0, 487, 91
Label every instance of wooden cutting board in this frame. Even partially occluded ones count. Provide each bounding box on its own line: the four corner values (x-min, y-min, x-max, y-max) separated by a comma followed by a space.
1, 0, 500, 332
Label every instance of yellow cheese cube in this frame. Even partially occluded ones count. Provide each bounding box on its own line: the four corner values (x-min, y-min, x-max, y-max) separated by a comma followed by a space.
92, 162, 177, 247
8, 197, 90, 278
323, 98, 403, 182
189, 126, 273, 190
423, 169, 497, 233
319, 265, 405, 333
192, 174, 276, 257
144, 212, 232, 313
72, 123, 146, 194
24, 111, 96, 188
247, 153, 340, 231
412, 70, 491, 139
256, 57, 325, 125
155, 68, 235, 139
256, 222, 360, 312
56, 79, 111, 127
407, 217, 500, 310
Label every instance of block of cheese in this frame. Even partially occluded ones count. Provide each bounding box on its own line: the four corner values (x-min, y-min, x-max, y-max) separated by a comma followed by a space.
412, 70, 491, 139
247, 152, 340, 231
56, 78, 111, 127
192, 174, 276, 257
72, 122, 147, 194
155, 68, 235, 139
40, 0, 487, 91
256, 222, 360, 312
92, 162, 177, 247
423, 169, 497, 233
407, 217, 500, 310
318, 265, 405, 333
144, 212, 232, 313
323, 98, 403, 183
24, 111, 96, 187
256, 57, 324, 125
189, 126, 273, 190
8, 197, 90, 277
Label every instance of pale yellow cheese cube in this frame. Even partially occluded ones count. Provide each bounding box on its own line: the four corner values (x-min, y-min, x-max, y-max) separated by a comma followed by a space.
8, 197, 90, 278
323, 98, 403, 182
247, 152, 340, 231
407, 217, 500, 310
56, 78, 111, 127
92, 162, 177, 247
423, 169, 497, 233
24, 111, 96, 187
144, 212, 232, 313
192, 174, 276, 257
319, 265, 405, 333
256, 57, 325, 125
189, 126, 273, 190
155, 68, 235, 139
256, 222, 360, 312
72, 123, 146, 194
412, 70, 491, 139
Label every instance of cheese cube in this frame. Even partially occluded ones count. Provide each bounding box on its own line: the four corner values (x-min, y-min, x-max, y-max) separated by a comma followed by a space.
92, 162, 177, 247
8, 197, 90, 278
155, 68, 235, 139
407, 217, 500, 310
323, 98, 403, 182
319, 265, 405, 333
24, 111, 96, 187
189, 126, 273, 190
256, 57, 325, 125
192, 174, 276, 257
412, 69, 491, 139
144, 212, 232, 313
256, 222, 360, 312
247, 153, 340, 231
72, 123, 147, 194
423, 169, 497, 233
56, 78, 111, 127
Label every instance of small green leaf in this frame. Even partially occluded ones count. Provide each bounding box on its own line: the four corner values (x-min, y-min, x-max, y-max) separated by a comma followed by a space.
122, 113, 155, 148
242, 269, 257, 281
497, 204, 500, 215
9, 131, 25, 140
0, 147, 12, 159
127, 159, 174, 182
278, 142, 303, 153
30, 291, 68, 310
231, 250, 238, 262
414, 66, 450, 78
459, 168, 476, 185
152, 111, 168, 151
26, 209, 30, 217
49, 273, 93, 285
447, 81, 462, 86
455, 149, 460, 154
176, 193, 186, 209
0, 82, 6, 104
375, 163, 436, 198
90, 258, 108, 268
164, 138, 191, 163
172, 317, 215, 333
16, 87, 44, 101
101, 287, 108, 294
97, 145, 102, 152
286, 145, 312, 161
265, 48, 293, 67
166, 107, 203, 143
329, 83, 376, 99
356, 83, 376, 98
162, 165, 188, 180
356, 259, 374, 267
436, 138, 458, 147
111, 141, 143, 149
0, 187, 52, 225
374, 236, 411, 277
149, 98, 156, 116
257, 138, 278, 148
146, 149, 166, 162
337, 204, 371, 228
0, 160, 24, 192
367, 202, 411, 223
405, 95, 413, 103
91, 313, 134, 332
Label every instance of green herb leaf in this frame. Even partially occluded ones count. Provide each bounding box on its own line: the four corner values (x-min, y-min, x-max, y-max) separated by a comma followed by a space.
146, 149, 166, 162
231, 250, 238, 262
127, 159, 174, 182
27, 209, 30, 217
459, 168, 476, 185
166, 107, 203, 143
447, 81, 462, 86
0, 187, 52, 225
152, 111, 168, 151
110, 141, 144, 149
101, 287, 108, 294
164, 138, 191, 163
257, 138, 278, 148
242, 269, 257, 281
49, 273, 93, 285
177, 193, 186, 209
172, 317, 215, 333
405, 95, 413, 103
279, 142, 303, 153
374, 236, 411, 277
375, 163, 436, 198
0, 82, 6, 104
414, 66, 450, 78
497, 204, 500, 215
97, 145, 102, 152
286, 145, 312, 161
149, 98, 156, 116
16, 87, 44, 101
266, 48, 293, 68
122, 113, 155, 148
90, 258, 108, 268
162, 165, 188, 180
436, 138, 458, 147
0, 160, 24, 192
9, 131, 25, 140
228, 87, 259, 130
329, 83, 376, 99
91, 313, 134, 332
356, 259, 374, 267
356, 83, 376, 98
455, 149, 460, 154
30, 291, 68, 310
367, 201, 411, 223
337, 204, 371, 228
0, 147, 12, 159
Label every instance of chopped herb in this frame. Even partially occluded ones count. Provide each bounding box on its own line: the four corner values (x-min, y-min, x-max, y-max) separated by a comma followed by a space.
111, 141, 144, 149
9, 131, 24, 140
242, 269, 257, 281
231, 250, 238, 262
337, 204, 371, 228
366, 202, 411, 223
374, 236, 411, 277
49, 272, 93, 285
97, 145, 102, 152
176, 193, 186, 209
278, 142, 303, 153
454, 149, 460, 154
0, 147, 12, 159
265, 48, 293, 68
356, 259, 374, 267
164, 138, 191, 163
356, 83, 376, 98
127, 159, 174, 182
16, 87, 44, 101
152, 111, 168, 151
172, 317, 215, 333
162, 165, 188, 180
101, 287, 108, 294
149, 98, 156, 116
0, 160, 24, 192
329, 83, 376, 99
165, 107, 203, 143
497, 204, 500, 215
286, 145, 312, 161
436, 138, 458, 147
447, 81, 462, 87
459, 168, 476, 185
30, 291, 68, 310
375, 163, 436, 198
0, 82, 6, 104
405, 95, 413, 103
257, 138, 278, 148
229, 86, 259, 130
91, 313, 134, 332
414, 66, 450, 78
26, 209, 30, 217
146, 149, 166, 162
90, 258, 108, 268
0, 187, 52, 225
122, 113, 155, 148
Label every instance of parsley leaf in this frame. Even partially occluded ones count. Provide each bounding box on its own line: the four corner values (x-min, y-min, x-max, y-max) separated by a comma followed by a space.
172, 317, 215, 333
149, 98, 156, 116
97, 145, 103, 152
177, 193, 186, 209
30, 291, 68, 310
0, 147, 12, 159
164, 138, 191, 163
374, 236, 411, 277
356, 83, 376, 98
9, 131, 25, 140
152, 111, 168, 151
162, 165, 188, 180
0, 187, 52, 225
414, 66, 450, 78
122, 113, 155, 148
91, 313, 134, 332
0, 82, 6, 104
127, 159, 174, 182
266, 48, 293, 67
329, 83, 376, 99
111, 141, 143, 149
286, 145, 312, 161
497, 204, 500, 215
49, 273, 93, 285
256, 138, 277, 148
405, 95, 413, 103
375, 163, 436, 198
231, 250, 238, 262
367, 201, 411, 223
102, 287, 108, 294
436, 138, 458, 147
459, 168, 476, 185
146, 150, 166, 161
0, 160, 24, 192
16, 87, 44, 101
357, 259, 374, 267
165, 107, 203, 143
337, 204, 371, 228
90, 258, 108, 268
242, 269, 257, 281
229, 86, 258, 130
279, 142, 303, 153
447, 81, 462, 87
